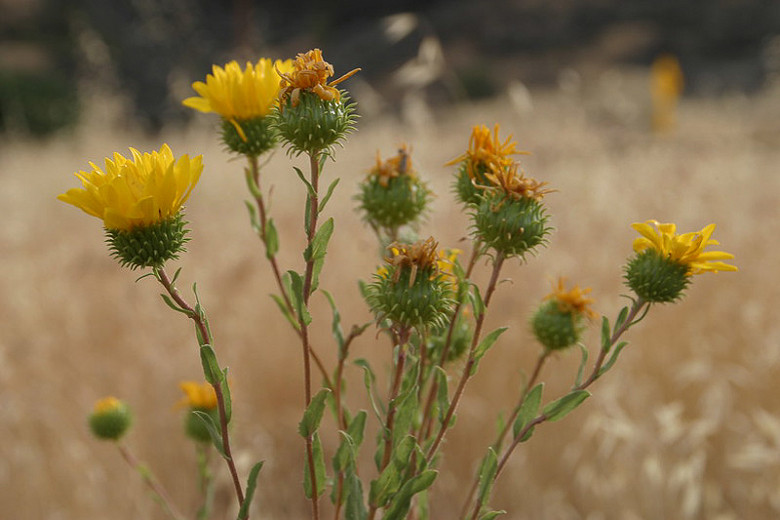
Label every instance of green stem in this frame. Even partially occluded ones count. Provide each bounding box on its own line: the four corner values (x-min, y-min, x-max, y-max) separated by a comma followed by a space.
117, 443, 186, 520
196, 444, 215, 520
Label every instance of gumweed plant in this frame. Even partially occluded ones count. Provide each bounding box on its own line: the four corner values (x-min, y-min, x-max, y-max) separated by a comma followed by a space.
58, 48, 738, 520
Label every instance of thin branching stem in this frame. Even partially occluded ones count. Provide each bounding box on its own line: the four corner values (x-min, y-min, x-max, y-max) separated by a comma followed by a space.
117, 443, 186, 520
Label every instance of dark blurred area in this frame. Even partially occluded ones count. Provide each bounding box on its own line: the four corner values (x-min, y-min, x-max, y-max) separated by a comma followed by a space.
1, 0, 778, 137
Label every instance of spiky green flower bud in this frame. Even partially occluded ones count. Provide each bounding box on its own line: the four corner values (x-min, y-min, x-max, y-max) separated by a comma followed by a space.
89, 397, 132, 441
274, 90, 357, 156
453, 162, 491, 205
531, 278, 595, 351
625, 249, 690, 303
105, 213, 189, 270
221, 117, 277, 157
472, 192, 550, 258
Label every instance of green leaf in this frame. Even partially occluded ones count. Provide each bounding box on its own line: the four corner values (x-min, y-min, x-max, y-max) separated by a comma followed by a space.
468, 283, 485, 319
476, 448, 498, 509
307, 217, 334, 293
344, 472, 367, 520
160, 293, 192, 316
391, 383, 419, 449
600, 316, 611, 351
381, 469, 438, 520
319, 177, 341, 214
236, 461, 264, 520
369, 435, 416, 508
433, 367, 450, 426
243, 200, 261, 236
322, 290, 345, 352
543, 390, 590, 422
199, 344, 222, 385
192, 411, 226, 459
471, 327, 508, 375
574, 343, 589, 388
354, 358, 384, 422
270, 293, 300, 331
614, 305, 629, 332
513, 383, 543, 439
333, 411, 367, 472
479, 511, 507, 520
219, 368, 231, 424
288, 270, 312, 326
303, 433, 327, 498
299, 388, 331, 438
293, 166, 316, 198
598, 341, 628, 377
265, 218, 279, 259
519, 425, 535, 442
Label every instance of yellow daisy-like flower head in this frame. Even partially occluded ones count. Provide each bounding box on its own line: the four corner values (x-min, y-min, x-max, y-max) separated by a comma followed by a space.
183, 59, 293, 121
178, 381, 218, 410
627, 220, 737, 302
631, 220, 737, 275
58, 144, 202, 232
277, 48, 360, 108
58, 144, 202, 269
533, 278, 596, 351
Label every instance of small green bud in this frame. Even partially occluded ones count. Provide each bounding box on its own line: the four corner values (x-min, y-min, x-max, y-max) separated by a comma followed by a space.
184, 407, 221, 443
221, 117, 277, 157
105, 213, 189, 270
472, 191, 551, 258
274, 90, 357, 156
532, 300, 584, 351
89, 397, 132, 441
625, 249, 690, 303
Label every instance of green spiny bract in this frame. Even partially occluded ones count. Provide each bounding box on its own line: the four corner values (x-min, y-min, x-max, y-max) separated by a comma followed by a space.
625, 249, 690, 303
453, 162, 492, 206
366, 267, 455, 332
471, 191, 551, 259
221, 116, 277, 157
274, 90, 357, 156
531, 300, 584, 351
105, 213, 189, 270
89, 403, 132, 441
357, 174, 431, 230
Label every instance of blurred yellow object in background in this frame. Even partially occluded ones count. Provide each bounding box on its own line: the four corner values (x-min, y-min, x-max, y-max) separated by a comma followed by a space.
651, 54, 684, 133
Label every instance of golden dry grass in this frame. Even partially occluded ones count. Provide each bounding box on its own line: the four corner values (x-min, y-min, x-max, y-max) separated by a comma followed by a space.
2, 76, 778, 519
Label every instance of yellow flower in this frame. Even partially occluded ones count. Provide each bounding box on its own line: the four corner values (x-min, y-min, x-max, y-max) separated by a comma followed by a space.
545, 277, 596, 319
370, 144, 415, 187
437, 248, 462, 289
93, 396, 124, 414
58, 144, 202, 232
631, 220, 737, 275
183, 59, 293, 120
178, 381, 218, 410
446, 124, 528, 179
277, 48, 360, 108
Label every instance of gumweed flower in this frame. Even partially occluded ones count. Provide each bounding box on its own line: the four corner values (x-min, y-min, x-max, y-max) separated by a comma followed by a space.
356, 144, 432, 232
625, 220, 737, 302
471, 163, 552, 259
178, 381, 220, 443
88, 396, 132, 441
366, 237, 456, 331
532, 278, 596, 351
183, 58, 294, 156
58, 144, 202, 270
274, 48, 359, 156
447, 124, 528, 205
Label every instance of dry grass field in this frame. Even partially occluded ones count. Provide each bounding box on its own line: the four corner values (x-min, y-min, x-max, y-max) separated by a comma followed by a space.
1, 72, 779, 519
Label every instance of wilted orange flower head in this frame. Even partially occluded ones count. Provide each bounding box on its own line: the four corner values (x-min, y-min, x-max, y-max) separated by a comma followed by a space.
384, 237, 443, 286
370, 144, 415, 187
545, 277, 596, 319
483, 163, 553, 201
446, 124, 527, 179
277, 48, 360, 107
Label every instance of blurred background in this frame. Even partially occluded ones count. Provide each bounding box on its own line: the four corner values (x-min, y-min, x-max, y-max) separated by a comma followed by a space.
2, 0, 779, 519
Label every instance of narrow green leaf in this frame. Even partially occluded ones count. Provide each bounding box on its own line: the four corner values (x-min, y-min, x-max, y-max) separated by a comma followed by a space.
303, 433, 327, 498
293, 166, 316, 198
519, 425, 535, 442
265, 218, 279, 259
369, 435, 416, 508
243, 200, 261, 236
574, 343, 589, 388
192, 411, 226, 458
270, 294, 300, 331
614, 305, 629, 332
288, 270, 312, 326
471, 327, 508, 375
319, 177, 341, 214
513, 383, 543, 439
199, 345, 222, 385
354, 358, 384, 421
347, 410, 368, 448
433, 367, 449, 426
170, 267, 183, 285
382, 469, 438, 520
322, 290, 345, 352
468, 283, 485, 319
299, 388, 331, 438
391, 384, 419, 449
600, 316, 611, 351
344, 471, 367, 520
476, 448, 498, 509
160, 294, 191, 316
236, 461, 264, 520
333, 411, 367, 473
308, 218, 335, 292
219, 368, 231, 424
543, 390, 591, 422
598, 341, 628, 377
479, 511, 507, 520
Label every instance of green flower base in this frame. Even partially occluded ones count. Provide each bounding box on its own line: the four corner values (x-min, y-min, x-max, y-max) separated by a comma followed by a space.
274, 90, 357, 156
357, 175, 431, 230
472, 193, 550, 258
625, 249, 690, 303
106, 213, 189, 270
